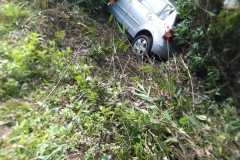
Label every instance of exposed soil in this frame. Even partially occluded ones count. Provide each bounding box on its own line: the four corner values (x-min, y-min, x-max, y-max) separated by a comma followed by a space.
0, 125, 11, 138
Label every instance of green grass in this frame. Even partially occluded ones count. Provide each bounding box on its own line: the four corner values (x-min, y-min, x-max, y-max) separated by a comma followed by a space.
0, 2, 31, 35
0, 0, 239, 159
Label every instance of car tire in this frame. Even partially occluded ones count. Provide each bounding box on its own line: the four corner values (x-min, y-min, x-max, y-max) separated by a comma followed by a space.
132, 35, 152, 56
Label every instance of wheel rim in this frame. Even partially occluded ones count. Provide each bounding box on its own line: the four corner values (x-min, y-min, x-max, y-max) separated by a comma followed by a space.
133, 38, 148, 55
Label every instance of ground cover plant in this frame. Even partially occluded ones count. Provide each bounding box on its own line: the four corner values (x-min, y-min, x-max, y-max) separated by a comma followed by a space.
175, 0, 240, 106
0, 0, 240, 159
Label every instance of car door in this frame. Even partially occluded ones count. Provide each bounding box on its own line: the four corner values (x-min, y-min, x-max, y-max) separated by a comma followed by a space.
122, 0, 167, 37
121, 0, 149, 37
110, 0, 133, 24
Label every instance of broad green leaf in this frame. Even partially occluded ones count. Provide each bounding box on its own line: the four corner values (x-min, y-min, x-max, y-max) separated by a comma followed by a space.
179, 117, 190, 124
153, 98, 164, 103
218, 146, 222, 154
165, 137, 178, 143
74, 75, 82, 81
196, 115, 207, 121
158, 63, 166, 72
189, 117, 202, 129
179, 72, 188, 79
143, 112, 150, 123
138, 83, 146, 93
164, 111, 171, 121
146, 99, 154, 104
108, 14, 114, 23
102, 153, 107, 160
147, 85, 152, 97
148, 105, 157, 110
123, 44, 131, 52
134, 88, 144, 94
87, 27, 97, 32
118, 40, 126, 48
135, 93, 149, 100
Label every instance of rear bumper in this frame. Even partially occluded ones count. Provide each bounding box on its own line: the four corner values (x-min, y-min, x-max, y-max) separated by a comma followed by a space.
151, 42, 175, 60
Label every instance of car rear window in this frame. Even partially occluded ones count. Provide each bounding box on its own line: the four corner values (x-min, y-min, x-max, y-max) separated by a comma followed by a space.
159, 5, 175, 20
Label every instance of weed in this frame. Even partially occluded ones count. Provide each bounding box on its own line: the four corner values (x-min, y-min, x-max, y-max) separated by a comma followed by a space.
0, 1, 239, 160
0, 2, 31, 35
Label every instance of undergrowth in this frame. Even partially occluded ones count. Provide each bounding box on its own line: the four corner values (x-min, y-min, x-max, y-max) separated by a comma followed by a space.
0, 0, 239, 160
175, 0, 240, 106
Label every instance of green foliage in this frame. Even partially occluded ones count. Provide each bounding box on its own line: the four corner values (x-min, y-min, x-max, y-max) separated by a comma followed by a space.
0, 31, 71, 100
0, 0, 239, 160
0, 2, 30, 35
27, 0, 55, 9
139, 65, 154, 75
82, 0, 108, 13
175, 0, 240, 104
54, 30, 66, 43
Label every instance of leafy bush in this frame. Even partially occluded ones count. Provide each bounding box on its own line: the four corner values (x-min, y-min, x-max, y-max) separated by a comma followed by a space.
27, 0, 109, 13
0, 0, 239, 160
82, 0, 107, 13
0, 2, 31, 35
175, 0, 240, 105
0, 31, 71, 100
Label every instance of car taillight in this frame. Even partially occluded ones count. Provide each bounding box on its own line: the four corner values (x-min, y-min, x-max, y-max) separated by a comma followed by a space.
162, 29, 174, 43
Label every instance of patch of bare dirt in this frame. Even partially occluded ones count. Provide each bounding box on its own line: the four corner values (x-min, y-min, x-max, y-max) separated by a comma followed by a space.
0, 125, 11, 138
66, 152, 83, 160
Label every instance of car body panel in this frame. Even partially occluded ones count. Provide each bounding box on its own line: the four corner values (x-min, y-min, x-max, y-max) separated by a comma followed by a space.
110, 0, 133, 23
109, 0, 179, 59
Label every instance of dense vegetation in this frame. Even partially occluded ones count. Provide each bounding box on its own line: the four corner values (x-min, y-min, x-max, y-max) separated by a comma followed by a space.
0, 0, 239, 159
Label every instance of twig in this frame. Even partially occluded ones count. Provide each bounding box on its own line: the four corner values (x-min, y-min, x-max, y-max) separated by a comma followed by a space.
120, 55, 131, 82
180, 56, 195, 110
229, 52, 240, 64
177, 137, 188, 159
192, 0, 217, 16
158, 120, 203, 158
173, 54, 180, 87
39, 42, 85, 108
110, 36, 117, 77
144, 131, 157, 160
123, 122, 131, 148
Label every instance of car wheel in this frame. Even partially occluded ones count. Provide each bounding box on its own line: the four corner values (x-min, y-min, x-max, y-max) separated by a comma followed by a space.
132, 35, 152, 55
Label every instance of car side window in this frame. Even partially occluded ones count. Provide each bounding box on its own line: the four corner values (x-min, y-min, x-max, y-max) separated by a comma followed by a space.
140, 0, 167, 15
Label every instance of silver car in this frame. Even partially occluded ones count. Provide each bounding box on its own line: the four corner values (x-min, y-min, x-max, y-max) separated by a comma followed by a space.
109, 0, 180, 60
